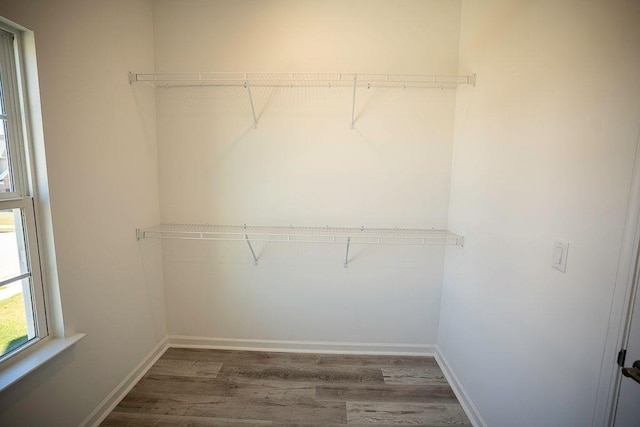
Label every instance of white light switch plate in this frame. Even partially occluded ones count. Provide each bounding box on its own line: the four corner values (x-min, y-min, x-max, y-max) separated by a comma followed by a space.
551, 241, 569, 273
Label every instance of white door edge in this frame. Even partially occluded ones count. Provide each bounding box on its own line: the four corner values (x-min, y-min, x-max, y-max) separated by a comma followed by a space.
593, 125, 640, 427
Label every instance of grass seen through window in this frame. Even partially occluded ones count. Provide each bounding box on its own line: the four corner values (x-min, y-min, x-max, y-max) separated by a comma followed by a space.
0, 293, 28, 355
0, 211, 28, 356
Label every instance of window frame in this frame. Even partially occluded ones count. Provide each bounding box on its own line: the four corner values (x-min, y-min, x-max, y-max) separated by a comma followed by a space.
0, 23, 50, 363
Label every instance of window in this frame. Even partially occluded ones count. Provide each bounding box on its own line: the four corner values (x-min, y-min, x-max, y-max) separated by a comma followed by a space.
0, 27, 48, 361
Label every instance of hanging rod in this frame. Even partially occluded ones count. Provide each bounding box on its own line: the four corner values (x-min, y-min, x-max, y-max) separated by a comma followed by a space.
128, 72, 476, 89
136, 224, 465, 267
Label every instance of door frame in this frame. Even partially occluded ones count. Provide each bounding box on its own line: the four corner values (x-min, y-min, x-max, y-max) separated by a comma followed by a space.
594, 125, 640, 426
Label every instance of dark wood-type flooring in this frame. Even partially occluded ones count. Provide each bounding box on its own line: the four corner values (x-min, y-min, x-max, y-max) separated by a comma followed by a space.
101, 348, 471, 426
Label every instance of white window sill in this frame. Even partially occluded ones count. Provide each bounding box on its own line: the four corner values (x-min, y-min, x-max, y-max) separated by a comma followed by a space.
0, 333, 86, 393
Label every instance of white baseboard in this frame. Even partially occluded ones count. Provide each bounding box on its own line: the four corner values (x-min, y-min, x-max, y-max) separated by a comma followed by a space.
80, 336, 169, 427
435, 346, 487, 427
168, 335, 435, 356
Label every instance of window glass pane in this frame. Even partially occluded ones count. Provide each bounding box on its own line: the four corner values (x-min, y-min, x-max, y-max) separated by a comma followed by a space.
0, 208, 34, 357
0, 277, 31, 357
0, 208, 28, 281
0, 62, 12, 193
0, 121, 12, 193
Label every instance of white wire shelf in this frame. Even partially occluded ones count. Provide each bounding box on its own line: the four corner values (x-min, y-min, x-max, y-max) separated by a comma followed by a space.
129, 71, 476, 128
128, 72, 476, 89
136, 224, 464, 267
137, 224, 463, 245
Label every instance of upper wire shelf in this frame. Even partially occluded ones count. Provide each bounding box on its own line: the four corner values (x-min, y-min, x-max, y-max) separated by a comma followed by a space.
136, 224, 464, 246
128, 72, 476, 89
129, 71, 476, 127
136, 224, 463, 267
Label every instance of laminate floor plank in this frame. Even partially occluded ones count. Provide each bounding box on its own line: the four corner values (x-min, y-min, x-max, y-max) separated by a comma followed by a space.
346, 402, 471, 426
317, 354, 438, 369
148, 358, 223, 378
162, 348, 322, 366
102, 412, 272, 426
217, 364, 385, 384
219, 378, 317, 400
131, 375, 233, 397
101, 349, 471, 427
381, 367, 448, 385
133, 375, 317, 400
316, 384, 457, 403
115, 392, 347, 424
111, 394, 159, 412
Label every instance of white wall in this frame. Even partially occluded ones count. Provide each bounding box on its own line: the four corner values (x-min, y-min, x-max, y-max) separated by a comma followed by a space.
153, 0, 462, 350
0, 1, 165, 425
439, 1, 640, 425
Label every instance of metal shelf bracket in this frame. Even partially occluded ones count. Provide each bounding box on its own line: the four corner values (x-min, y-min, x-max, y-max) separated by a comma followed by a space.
344, 237, 351, 268
350, 75, 357, 129
136, 228, 145, 240
244, 233, 259, 265
244, 76, 258, 128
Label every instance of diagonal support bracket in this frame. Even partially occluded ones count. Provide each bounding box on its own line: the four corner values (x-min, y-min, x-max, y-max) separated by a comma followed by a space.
344, 237, 351, 268
350, 75, 357, 129
244, 77, 258, 128
244, 234, 259, 265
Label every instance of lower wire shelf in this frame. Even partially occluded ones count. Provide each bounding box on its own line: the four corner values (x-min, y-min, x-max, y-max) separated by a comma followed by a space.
136, 224, 464, 267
